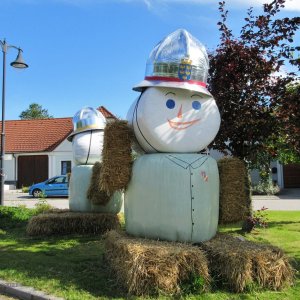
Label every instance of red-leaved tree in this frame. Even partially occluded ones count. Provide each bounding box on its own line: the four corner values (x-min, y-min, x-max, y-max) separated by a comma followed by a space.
209, 0, 300, 173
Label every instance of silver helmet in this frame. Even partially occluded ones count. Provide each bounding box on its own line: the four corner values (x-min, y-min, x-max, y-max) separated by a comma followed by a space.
67, 107, 106, 142
133, 29, 211, 96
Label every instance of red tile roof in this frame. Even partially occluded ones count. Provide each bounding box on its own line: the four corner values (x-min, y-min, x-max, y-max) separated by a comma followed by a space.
97, 106, 117, 119
2, 118, 73, 153
1, 106, 117, 153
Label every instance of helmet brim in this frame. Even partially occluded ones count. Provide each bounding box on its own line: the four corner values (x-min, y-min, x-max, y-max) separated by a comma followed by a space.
133, 79, 212, 97
67, 127, 104, 142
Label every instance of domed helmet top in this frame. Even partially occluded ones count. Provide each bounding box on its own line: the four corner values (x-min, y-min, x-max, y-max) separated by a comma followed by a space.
133, 29, 211, 96
67, 107, 106, 142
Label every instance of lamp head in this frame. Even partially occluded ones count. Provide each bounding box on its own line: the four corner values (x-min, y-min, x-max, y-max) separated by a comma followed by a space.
10, 49, 28, 69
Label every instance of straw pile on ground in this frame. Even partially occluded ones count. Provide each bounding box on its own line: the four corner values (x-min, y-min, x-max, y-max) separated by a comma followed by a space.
26, 211, 120, 236
100, 120, 133, 196
218, 157, 251, 223
200, 233, 294, 292
104, 230, 211, 296
87, 162, 110, 205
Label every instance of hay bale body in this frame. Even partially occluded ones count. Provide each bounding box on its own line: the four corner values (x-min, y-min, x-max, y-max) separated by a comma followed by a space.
201, 234, 294, 292
69, 165, 122, 213
26, 211, 120, 236
125, 153, 219, 243
218, 157, 251, 223
100, 120, 133, 195
105, 230, 211, 296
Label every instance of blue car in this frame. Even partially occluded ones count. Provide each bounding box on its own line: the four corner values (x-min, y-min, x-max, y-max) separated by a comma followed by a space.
29, 175, 69, 198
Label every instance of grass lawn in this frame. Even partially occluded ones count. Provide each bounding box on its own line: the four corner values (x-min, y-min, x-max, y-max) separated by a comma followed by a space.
0, 208, 299, 300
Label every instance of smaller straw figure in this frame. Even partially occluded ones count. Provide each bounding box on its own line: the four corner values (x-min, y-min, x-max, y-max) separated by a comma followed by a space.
67, 107, 122, 213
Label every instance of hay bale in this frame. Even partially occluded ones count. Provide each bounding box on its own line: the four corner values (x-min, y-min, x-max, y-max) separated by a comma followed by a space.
218, 157, 251, 223
104, 230, 211, 296
87, 162, 110, 205
45, 208, 70, 214
200, 233, 295, 292
100, 120, 133, 196
26, 212, 120, 236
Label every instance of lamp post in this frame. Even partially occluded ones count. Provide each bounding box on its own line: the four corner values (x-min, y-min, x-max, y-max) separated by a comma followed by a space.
0, 39, 28, 205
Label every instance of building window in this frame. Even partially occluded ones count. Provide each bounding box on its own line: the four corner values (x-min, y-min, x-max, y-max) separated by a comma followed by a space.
61, 161, 71, 175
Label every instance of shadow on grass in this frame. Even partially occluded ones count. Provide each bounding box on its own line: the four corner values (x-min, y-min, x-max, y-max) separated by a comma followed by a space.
219, 218, 300, 234
290, 257, 300, 279
266, 220, 300, 228
0, 232, 127, 299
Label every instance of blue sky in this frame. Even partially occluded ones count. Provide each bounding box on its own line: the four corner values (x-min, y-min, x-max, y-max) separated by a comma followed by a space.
0, 0, 299, 120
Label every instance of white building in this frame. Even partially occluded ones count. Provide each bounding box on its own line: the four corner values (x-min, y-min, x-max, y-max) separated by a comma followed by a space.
2, 106, 116, 190
209, 149, 300, 189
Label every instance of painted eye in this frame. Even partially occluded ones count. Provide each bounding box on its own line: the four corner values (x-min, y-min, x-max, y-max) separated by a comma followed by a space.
166, 99, 175, 109
192, 100, 201, 110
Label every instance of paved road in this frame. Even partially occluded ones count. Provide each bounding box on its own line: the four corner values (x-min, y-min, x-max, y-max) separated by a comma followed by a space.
3, 190, 69, 209
252, 188, 300, 211
3, 189, 300, 211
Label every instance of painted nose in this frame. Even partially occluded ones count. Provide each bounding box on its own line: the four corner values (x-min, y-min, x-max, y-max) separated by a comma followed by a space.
177, 105, 183, 118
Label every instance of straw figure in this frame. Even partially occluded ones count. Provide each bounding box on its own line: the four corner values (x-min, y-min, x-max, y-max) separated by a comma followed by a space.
66, 107, 124, 213
101, 29, 247, 243
99, 29, 294, 295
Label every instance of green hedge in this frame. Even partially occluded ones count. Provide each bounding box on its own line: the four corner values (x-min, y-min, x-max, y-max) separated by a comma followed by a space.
0, 206, 36, 229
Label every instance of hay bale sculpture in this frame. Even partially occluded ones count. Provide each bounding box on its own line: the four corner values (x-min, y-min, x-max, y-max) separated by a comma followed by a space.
101, 29, 294, 295
27, 107, 126, 236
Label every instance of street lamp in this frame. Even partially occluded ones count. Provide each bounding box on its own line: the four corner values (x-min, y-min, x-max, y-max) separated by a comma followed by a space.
0, 39, 28, 205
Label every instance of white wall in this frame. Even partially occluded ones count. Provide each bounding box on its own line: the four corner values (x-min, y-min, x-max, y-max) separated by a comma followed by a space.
55, 139, 72, 152
209, 148, 284, 188
276, 162, 284, 189
5, 138, 73, 189
250, 169, 260, 185
48, 153, 73, 177
3, 154, 16, 182
49, 138, 73, 177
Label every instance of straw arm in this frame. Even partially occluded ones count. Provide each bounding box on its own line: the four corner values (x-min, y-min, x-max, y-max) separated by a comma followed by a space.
99, 120, 134, 195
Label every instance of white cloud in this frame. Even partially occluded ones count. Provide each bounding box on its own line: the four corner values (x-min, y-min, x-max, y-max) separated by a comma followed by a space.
143, 0, 152, 9
139, 0, 300, 12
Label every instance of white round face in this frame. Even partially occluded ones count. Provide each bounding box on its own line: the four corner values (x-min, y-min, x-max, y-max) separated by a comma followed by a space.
72, 130, 104, 165
127, 87, 220, 153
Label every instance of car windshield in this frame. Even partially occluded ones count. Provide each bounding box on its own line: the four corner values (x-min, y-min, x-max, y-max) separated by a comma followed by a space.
47, 176, 66, 184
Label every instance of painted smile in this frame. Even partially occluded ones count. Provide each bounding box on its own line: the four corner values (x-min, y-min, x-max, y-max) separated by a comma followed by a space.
168, 118, 200, 130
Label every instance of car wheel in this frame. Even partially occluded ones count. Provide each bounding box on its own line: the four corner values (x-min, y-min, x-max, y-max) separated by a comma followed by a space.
32, 189, 42, 198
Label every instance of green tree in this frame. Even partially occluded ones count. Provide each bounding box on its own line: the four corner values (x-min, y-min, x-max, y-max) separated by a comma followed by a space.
19, 103, 53, 120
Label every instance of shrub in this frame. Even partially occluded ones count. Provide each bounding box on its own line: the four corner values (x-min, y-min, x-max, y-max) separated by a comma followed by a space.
242, 206, 269, 233
0, 206, 36, 229
21, 186, 30, 193
0, 200, 53, 230
252, 180, 280, 195
34, 198, 53, 215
